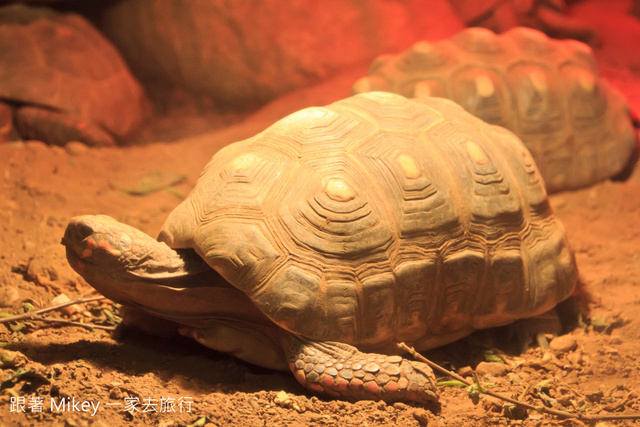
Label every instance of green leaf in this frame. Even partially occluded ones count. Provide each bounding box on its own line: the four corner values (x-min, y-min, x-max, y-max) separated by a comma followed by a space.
483, 350, 503, 363
467, 386, 480, 404
165, 186, 186, 199
534, 379, 554, 393
437, 380, 468, 387
121, 171, 186, 196
9, 323, 25, 332
503, 402, 527, 419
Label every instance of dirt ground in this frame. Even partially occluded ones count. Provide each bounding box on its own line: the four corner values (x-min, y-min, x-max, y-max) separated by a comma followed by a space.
2, 1, 640, 426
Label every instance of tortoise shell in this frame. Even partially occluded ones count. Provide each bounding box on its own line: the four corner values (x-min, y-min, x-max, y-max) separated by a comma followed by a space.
158, 92, 577, 352
353, 27, 636, 193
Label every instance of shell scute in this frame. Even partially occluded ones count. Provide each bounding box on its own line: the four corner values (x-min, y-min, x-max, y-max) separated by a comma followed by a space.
393, 259, 434, 341
256, 264, 321, 333
360, 273, 396, 345
507, 63, 563, 134
198, 220, 283, 289
279, 171, 394, 258
451, 66, 510, 126
325, 280, 359, 343
435, 249, 486, 334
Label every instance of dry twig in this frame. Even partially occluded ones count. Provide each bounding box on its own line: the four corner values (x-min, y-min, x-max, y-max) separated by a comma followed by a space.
398, 342, 640, 422
27, 315, 116, 331
0, 295, 107, 324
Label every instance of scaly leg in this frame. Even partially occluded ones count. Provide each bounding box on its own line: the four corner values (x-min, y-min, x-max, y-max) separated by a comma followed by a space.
282, 334, 438, 404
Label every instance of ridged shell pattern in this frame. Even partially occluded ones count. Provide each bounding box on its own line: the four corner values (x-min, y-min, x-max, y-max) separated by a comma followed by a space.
159, 92, 577, 353
353, 27, 636, 193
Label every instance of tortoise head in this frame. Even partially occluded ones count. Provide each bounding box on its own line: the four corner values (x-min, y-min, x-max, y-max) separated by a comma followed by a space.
62, 215, 209, 306
63, 215, 148, 284
63, 215, 273, 327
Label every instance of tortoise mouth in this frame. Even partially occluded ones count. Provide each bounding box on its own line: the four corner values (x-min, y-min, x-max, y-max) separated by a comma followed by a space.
62, 218, 101, 276
61, 218, 92, 259
63, 243, 90, 272
62, 214, 126, 257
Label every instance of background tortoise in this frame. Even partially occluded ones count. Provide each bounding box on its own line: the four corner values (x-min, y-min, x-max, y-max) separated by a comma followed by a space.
353, 27, 637, 193
63, 92, 578, 404
0, 4, 148, 146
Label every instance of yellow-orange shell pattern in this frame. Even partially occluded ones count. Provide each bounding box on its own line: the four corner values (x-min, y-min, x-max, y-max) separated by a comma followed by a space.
353, 27, 636, 193
158, 92, 577, 354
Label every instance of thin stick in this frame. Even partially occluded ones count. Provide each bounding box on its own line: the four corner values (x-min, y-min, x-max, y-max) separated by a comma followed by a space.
28, 316, 116, 331
0, 295, 108, 324
398, 342, 640, 422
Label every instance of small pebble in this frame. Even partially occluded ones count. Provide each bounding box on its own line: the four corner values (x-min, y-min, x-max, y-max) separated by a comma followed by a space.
481, 396, 502, 413
25, 140, 48, 151
51, 145, 65, 155
0, 286, 20, 307
604, 346, 620, 356
0, 349, 28, 369
412, 408, 430, 425
51, 293, 81, 316
3, 140, 24, 149
549, 335, 577, 353
65, 141, 89, 155
566, 351, 582, 365
393, 401, 408, 410
109, 387, 123, 399
476, 361, 507, 377
586, 390, 604, 403
507, 372, 522, 385
457, 366, 473, 377
51, 364, 65, 376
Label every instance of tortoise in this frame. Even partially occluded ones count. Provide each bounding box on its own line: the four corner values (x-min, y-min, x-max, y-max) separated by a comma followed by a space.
63, 92, 578, 404
0, 4, 148, 146
352, 27, 637, 193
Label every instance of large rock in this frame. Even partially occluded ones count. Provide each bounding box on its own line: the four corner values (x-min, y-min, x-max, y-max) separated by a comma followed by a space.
0, 4, 149, 146
448, 0, 595, 43
102, 0, 463, 111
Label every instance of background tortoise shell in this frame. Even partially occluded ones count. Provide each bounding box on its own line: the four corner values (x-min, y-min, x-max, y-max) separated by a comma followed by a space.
158, 92, 578, 353
352, 27, 636, 193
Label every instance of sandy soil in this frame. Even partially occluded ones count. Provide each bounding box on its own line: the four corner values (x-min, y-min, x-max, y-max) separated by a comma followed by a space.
2, 1, 640, 426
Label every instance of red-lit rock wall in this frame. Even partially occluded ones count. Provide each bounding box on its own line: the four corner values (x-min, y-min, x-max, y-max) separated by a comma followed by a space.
101, 0, 464, 111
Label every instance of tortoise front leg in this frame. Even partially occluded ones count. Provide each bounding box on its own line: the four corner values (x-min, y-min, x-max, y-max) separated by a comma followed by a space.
179, 322, 288, 371
282, 334, 438, 405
